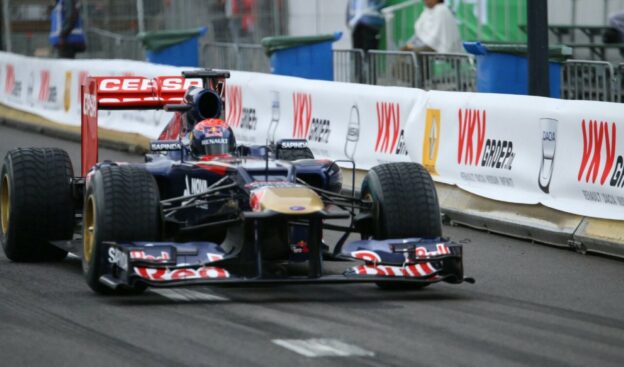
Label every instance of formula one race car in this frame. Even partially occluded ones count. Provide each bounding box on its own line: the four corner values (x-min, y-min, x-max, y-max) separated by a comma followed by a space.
0, 69, 472, 294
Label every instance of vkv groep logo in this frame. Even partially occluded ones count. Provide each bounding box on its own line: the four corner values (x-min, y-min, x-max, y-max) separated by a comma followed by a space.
5, 64, 22, 98
292, 92, 312, 139
38, 69, 57, 104
375, 101, 407, 155
577, 119, 623, 189
457, 108, 515, 170
292, 92, 331, 144
225, 85, 242, 128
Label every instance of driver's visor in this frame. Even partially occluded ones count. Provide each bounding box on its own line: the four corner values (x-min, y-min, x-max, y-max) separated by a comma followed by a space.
200, 137, 230, 156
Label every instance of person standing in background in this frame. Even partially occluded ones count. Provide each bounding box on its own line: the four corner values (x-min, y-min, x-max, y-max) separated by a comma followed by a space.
402, 0, 462, 53
49, 0, 86, 59
603, 10, 624, 57
346, 0, 386, 51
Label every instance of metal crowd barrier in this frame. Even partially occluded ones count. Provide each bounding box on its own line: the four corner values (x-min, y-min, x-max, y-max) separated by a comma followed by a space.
561, 60, 616, 102
201, 42, 239, 70
368, 50, 419, 88
84, 28, 143, 61
236, 44, 271, 73
616, 63, 624, 103
10, 32, 50, 57
333, 49, 366, 84
201, 42, 270, 73
196, 43, 624, 102
333, 49, 475, 91
419, 52, 476, 92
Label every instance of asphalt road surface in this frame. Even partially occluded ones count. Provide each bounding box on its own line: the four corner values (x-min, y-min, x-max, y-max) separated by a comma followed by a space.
1, 124, 624, 367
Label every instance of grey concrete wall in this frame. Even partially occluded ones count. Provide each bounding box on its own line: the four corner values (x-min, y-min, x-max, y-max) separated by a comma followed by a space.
549, 0, 624, 25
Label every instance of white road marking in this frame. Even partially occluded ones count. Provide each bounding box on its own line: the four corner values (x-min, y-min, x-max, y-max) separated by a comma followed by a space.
150, 288, 229, 302
68, 252, 80, 259
272, 338, 375, 358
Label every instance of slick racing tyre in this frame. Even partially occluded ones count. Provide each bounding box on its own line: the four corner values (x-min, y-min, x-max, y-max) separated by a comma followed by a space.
83, 165, 161, 295
1, 148, 74, 262
361, 162, 441, 290
362, 162, 441, 239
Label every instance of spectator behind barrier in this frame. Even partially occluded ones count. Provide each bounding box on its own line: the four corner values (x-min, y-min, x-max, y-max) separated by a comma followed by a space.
401, 0, 462, 53
49, 0, 86, 59
346, 0, 387, 51
604, 10, 624, 57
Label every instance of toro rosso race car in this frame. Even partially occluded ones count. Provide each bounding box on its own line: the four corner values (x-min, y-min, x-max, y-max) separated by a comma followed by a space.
0, 70, 473, 294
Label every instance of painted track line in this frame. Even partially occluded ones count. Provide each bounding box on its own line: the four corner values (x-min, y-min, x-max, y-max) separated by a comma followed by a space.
150, 288, 229, 302
272, 338, 375, 358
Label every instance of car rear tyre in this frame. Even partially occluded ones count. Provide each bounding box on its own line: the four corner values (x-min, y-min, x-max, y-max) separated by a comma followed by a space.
1, 148, 74, 262
83, 165, 161, 295
361, 162, 441, 290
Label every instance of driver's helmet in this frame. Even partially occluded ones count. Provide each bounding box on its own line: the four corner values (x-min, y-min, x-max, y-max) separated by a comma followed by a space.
190, 118, 236, 157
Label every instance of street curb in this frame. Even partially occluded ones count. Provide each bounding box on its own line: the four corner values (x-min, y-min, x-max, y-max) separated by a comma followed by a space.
435, 182, 582, 248
0, 103, 150, 154
2, 103, 623, 259
573, 219, 624, 257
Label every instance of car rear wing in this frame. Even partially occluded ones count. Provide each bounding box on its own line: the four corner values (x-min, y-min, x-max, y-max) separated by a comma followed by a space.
80, 70, 230, 176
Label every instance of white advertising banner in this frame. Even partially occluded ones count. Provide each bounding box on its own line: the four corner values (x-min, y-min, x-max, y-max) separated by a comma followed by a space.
405, 91, 559, 204
0, 51, 179, 138
227, 72, 422, 168
543, 100, 624, 220
1, 51, 623, 220
404, 90, 624, 220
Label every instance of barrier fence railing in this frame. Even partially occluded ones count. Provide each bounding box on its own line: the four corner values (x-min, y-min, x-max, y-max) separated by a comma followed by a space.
333, 49, 367, 84
9, 32, 49, 57
199, 42, 474, 91
200, 42, 238, 71
561, 60, 617, 102
69, 30, 624, 103
617, 63, 624, 103
419, 52, 476, 92
84, 28, 143, 61
201, 42, 270, 73
237, 44, 271, 73
332, 49, 476, 91
368, 50, 419, 88
77, 33, 624, 102
199, 43, 474, 92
